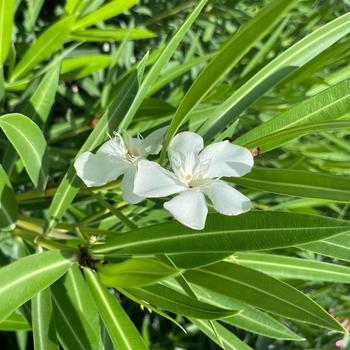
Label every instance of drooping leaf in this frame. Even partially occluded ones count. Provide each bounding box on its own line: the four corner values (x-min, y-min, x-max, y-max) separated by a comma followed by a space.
124, 284, 238, 319
0, 113, 49, 191
0, 251, 73, 322
185, 262, 344, 332
164, 281, 303, 341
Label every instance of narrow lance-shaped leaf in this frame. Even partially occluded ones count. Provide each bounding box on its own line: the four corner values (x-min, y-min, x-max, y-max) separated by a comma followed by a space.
10, 16, 74, 81
92, 212, 350, 269
164, 280, 304, 341
236, 252, 350, 283
231, 167, 350, 203
0, 251, 73, 322
235, 78, 350, 150
0, 0, 15, 64
61, 55, 112, 80
0, 113, 49, 191
0, 313, 31, 332
0, 165, 18, 230
185, 262, 344, 332
162, 0, 298, 153
51, 280, 96, 350
84, 268, 149, 350
190, 319, 253, 350
124, 284, 238, 320
202, 13, 350, 140
70, 28, 156, 42
117, 0, 208, 132
32, 287, 59, 350
300, 232, 350, 263
73, 0, 138, 30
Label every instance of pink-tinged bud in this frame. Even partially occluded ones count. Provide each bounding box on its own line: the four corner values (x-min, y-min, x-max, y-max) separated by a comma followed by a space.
91, 117, 100, 128
336, 339, 344, 348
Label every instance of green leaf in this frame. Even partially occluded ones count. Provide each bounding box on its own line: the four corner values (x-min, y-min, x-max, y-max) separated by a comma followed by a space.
10, 16, 74, 81
185, 262, 344, 332
73, 0, 138, 30
124, 284, 238, 319
0, 313, 31, 331
51, 280, 97, 350
164, 281, 303, 341
63, 264, 100, 335
232, 167, 350, 202
117, 0, 208, 132
300, 232, 350, 262
236, 252, 350, 283
163, 0, 298, 151
70, 28, 155, 41
241, 120, 350, 152
45, 69, 141, 233
0, 165, 18, 230
24, 0, 45, 31
0, 113, 49, 191
190, 319, 253, 350
202, 13, 350, 140
92, 212, 350, 268
84, 268, 149, 350
235, 78, 350, 150
0, 0, 15, 64
0, 251, 73, 322
97, 258, 179, 288
24, 64, 60, 126
32, 287, 59, 350
61, 55, 112, 80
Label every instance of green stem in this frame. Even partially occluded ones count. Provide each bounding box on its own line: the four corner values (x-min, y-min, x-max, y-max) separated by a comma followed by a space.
92, 192, 138, 230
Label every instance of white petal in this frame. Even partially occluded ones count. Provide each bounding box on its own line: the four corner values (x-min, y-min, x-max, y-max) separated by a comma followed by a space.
74, 152, 126, 187
199, 141, 253, 178
121, 166, 144, 204
205, 180, 251, 215
134, 160, 187, 197
164, 190, 208, 230
169, 132, 204, 156
97, 136, 126, 159
142, 127, 168, 155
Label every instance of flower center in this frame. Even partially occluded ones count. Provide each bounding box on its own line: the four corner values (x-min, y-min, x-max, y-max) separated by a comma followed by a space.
184, 174, 192, 182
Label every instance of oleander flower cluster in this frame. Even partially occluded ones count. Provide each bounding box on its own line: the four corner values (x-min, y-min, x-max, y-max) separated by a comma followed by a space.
74, 129, 254, 230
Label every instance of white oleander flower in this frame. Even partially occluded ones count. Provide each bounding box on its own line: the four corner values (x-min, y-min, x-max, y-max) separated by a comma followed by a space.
74, 127, 167, 204
134, 132, 254, 230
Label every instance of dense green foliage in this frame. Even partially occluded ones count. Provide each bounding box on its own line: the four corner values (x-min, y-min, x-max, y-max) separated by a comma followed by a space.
0, 0, 350, 349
